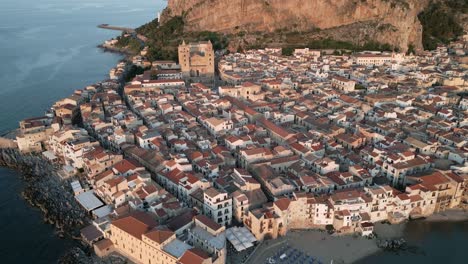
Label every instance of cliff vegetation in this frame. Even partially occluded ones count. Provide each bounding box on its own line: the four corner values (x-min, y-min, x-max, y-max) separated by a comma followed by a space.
117, 16, 229, 61
418, 0, 466, 50
121, 0, 467, 57
124, 17, 398, 60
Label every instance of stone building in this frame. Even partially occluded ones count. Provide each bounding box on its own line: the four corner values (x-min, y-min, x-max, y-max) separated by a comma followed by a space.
16, 116, 55, 153
178, 41, 214, 79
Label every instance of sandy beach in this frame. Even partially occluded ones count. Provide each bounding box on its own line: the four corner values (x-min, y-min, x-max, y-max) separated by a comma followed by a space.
245, 229, 377, 264
285, 230, 379, 263
243, 208, 468, 264
243, 223, 413, 264
424, 208, 468, 222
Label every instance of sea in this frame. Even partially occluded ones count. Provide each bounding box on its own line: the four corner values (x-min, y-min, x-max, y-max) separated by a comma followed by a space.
0, 0, 467, 263
0, 0, 163, 263
357, 220, 468, 263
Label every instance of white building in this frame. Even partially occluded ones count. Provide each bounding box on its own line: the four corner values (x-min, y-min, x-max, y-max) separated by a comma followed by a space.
203, 187, 232, 226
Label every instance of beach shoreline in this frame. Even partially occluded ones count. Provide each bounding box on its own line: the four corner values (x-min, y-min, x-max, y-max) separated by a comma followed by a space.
244, 228, 383, 264
244, 212, 468, 264
422, 207, 468, 222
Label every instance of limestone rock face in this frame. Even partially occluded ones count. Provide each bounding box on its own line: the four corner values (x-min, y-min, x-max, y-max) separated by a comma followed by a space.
162, 0, 431, 51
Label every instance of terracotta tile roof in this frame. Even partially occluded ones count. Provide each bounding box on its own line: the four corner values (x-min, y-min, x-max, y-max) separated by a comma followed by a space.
204, 187, 222, 198
397, 193, 410, 200
274, 198, 291, 211
179, 248, 210, 264
167, 210, 197, 232
194, 215, 222, 231
105, 176, 126, 188
144, 228, 174, 244
419, 172, 450, 186
258, 117, 292, 139
409, 195, 423, 203
111, 212, 158, 239
331, 189, 361, 201
113, 159, 137, 173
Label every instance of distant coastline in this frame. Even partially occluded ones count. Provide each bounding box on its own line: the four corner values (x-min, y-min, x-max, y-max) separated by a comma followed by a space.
97, 43, 133, 56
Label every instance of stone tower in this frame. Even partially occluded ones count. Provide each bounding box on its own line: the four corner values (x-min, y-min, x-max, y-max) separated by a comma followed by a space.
178, 40, 214, 78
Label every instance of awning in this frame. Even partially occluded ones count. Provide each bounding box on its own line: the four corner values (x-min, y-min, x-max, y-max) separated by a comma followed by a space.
225, 226, 257, 251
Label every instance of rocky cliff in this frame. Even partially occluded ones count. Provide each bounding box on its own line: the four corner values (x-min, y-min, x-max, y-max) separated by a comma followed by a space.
161, 0, 431, 51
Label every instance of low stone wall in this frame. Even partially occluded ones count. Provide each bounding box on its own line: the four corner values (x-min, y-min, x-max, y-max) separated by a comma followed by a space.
0, 137, 17, 149
58, 247, 128, 264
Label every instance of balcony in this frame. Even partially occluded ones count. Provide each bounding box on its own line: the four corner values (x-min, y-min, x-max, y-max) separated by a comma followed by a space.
437, 195, 451, 203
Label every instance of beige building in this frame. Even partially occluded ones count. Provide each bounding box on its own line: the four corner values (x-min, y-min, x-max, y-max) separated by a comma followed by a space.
382, 154, 433, 187
109, 213, 179, 264
200, 117, 233, 136
218, 82, 264, 101
243, 177, 463, 239
354, 54, 393, 66
178, 41, 214, 78
331, 76, 356, 93
188, 215, 227, 264
16, 116, 55, 153
232, 191, 249, 223
354, 53, 404, 66
244, 206, 285, 241
109, 212, 220, 264
409, 171, 466, 212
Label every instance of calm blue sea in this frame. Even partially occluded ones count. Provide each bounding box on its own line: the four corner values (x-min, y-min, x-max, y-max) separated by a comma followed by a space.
0, 0, 164, 135
0, 0, 163, 263
357, 220, 468, 263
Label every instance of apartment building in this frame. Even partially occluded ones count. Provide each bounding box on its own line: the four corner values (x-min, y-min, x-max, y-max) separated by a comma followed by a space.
203, 187, 232, 226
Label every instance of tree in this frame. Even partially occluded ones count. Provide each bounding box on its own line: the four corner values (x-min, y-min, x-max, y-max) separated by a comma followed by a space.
282, 47, 294, 56
418, 2, 463, 50
406, 43, 415, 55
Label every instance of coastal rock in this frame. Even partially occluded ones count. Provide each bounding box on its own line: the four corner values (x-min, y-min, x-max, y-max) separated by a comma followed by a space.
377, 238, 407, 251
0, 148, 90, 240
58, 247, 128, 264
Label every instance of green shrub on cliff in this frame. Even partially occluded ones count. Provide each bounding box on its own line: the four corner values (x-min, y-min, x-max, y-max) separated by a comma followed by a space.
305, 39, 394, 52
131, 16, 229, 61
282, 47, 294, 56
126, 16, 186, 61
115, 35, 142, 53
418, 1, 464, 50
193, 31, 229, 50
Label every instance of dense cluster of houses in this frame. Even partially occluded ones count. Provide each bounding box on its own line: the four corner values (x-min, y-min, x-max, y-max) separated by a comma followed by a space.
14, 36, 468, 264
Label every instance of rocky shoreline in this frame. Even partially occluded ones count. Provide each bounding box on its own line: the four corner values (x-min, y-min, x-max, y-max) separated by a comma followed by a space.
0, 148, 90, 239
58, 247, 129, 264
0, 148, 131, 263
97, 44, 134, 56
